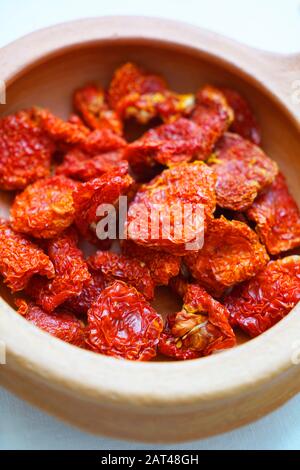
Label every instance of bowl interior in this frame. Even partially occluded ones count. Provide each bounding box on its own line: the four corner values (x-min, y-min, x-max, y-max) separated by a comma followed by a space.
1, 39, 299, 354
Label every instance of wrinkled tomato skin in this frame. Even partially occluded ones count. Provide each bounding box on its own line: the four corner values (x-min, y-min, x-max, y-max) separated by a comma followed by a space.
108, 62, 166, 110
185, 216, 269, 297
126, 162, 216, 255
191, 85, 234, 159
224, 256, 300, 337
246, 173, 300, 255
211, 132, 278, 211
121, 240, 181, 286
37, 108, 126, 153
10, 175, 77, 239
0, 219, 54, 292
124, 118, 211, 173
27, 228, 91, 312
17, 299, 86, 347
73, 84, 123, 135
63, 271, 107, 317
87, 281, 163, 361
0, 109, 55, 190
73, 162, 133, 244
55, 148, 126, 182
159, 284, 235, 360
88, 250, 155, 300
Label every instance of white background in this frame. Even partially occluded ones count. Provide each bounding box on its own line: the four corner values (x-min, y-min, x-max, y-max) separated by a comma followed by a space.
0, 0, 300, 450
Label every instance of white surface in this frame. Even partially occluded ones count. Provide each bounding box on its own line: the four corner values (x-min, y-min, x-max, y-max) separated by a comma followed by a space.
0, 0, 300, 450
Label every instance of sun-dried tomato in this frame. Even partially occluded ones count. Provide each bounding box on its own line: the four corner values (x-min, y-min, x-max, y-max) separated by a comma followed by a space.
16, 299, 86, 347
124, 118, 209, 172
0, 109, 55, 190
210, 132, 278, 211
191, 85, 234, 156
55, 148, 126, 181
224, 256, 300, 337
108, 62, 194, 124
221, 87, 261, 144
73, 161, 133, 244
185, 216, 269, 297
63, 270, 107, 316
88, 250, 155, 300
118, 90, 195, 124
0, 219, 54, 292
121, 240, 181, 286
26, 228, 91, 312
159, 283, 236, 360
87, 280, 163, 360
10, 175, 77, 239
246, 172, 300, 255
108, 62, 166, 109
126, 162, 216, 255
73, 84, 123, 135
37, 108, 126, 153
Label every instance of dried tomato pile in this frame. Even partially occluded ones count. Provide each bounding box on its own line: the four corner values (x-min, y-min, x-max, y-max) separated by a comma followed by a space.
1, 62, 300, 361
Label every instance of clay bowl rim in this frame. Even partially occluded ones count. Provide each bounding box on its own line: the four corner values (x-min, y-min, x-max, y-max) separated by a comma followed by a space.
1, 16, 300, 409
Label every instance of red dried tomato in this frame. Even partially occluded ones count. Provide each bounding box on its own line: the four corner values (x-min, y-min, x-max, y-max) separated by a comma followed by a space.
221, 87, 261, 144
10, 175, 77, 238
63, 270, 107, 316
191, 85, 234, 157
108, 62, 166, 110
210, 132, 278, 211
124, 118, 208, 172
26, 228, 91, 312
126, 162, 216, 255
73, 161, 132, 244
88, 250, 155, 300
87, 280, 163, 360
16, 299, 86, 347
0, 218, 54, 292
246, 172, 300, 255
73, 84, 123, 135
185, 216, 269, 297
116, 90, 195, 124
108, 62, 194, 124
37, 108, 126, 153
159, 283, 236, 360
224, 256, 300, 337
0, 109, 55, 190
121, 240, 181, 286
55, 148, 126, 181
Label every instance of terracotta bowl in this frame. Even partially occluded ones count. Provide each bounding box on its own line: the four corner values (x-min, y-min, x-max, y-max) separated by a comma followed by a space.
0, 17, 300, 443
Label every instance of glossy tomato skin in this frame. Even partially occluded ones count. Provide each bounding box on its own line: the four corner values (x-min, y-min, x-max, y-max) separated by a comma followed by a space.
224, 256, 300, 337
87, 281, 163, 361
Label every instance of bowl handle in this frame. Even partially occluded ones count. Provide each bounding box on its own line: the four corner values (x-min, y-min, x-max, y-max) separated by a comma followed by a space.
257, 51, 300, 123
